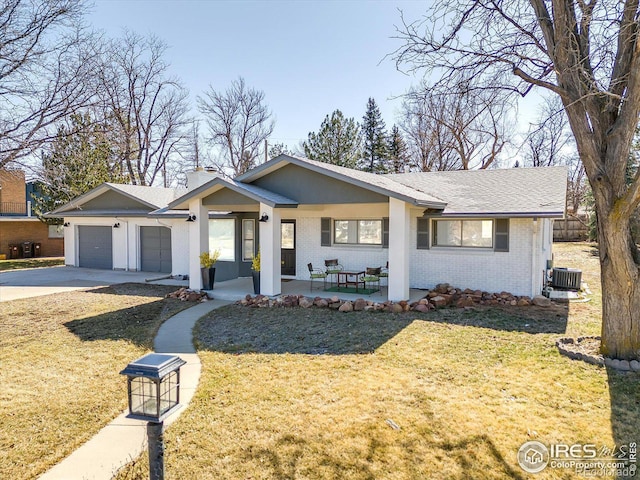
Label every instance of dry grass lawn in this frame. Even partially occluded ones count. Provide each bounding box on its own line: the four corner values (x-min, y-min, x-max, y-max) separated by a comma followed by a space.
115, 242, 640, 480
0, 283, 191, 480
0, 257, 64, 271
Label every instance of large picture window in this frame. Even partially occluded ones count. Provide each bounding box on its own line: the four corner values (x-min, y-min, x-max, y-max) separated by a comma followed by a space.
433, 219, 493, 248
334, 219, 382, 245
209, 218, 235, 261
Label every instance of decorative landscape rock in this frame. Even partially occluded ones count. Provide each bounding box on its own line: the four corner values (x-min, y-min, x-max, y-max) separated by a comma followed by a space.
556, 336, 639, 372
236, 284, 549, 314
165, 288, 208, 302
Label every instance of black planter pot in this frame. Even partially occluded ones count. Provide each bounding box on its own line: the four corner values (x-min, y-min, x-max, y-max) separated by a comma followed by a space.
201, 267, 216, 290
252, 271, 260, 294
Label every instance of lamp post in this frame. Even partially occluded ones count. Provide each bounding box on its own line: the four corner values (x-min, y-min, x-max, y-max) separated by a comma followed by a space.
120, 353, 186, 480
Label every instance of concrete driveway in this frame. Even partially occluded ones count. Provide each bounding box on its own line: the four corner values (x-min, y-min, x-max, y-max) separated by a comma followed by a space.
0, 266, 187, 302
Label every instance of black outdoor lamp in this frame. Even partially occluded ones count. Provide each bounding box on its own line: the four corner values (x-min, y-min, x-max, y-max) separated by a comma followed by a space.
259, 212, 269, 222
121, 353, 186, 480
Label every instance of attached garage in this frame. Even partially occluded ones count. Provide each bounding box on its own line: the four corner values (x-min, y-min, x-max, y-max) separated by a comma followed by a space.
78, 226, 113, 269
140, 226, 172, 273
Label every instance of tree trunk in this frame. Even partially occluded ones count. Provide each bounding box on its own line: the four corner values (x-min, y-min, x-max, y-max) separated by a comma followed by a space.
597, 212, 640, 360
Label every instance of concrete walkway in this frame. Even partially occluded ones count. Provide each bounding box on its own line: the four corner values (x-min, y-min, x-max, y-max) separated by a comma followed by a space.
39, 299, 232, 480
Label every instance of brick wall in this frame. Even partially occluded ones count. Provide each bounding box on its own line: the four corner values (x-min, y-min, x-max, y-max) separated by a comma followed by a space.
0, 170, 27, 214
293, 213, 537, 297
0, 220, 64, 257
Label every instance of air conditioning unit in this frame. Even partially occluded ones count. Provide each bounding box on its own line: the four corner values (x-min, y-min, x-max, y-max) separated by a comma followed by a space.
551, 268, 582, 290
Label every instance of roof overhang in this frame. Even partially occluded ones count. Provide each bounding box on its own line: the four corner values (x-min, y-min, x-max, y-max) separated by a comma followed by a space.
168, 176, 298, 210
47, 183, 161, 216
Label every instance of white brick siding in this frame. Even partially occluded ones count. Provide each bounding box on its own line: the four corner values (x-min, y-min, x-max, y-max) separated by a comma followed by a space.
288, 210, 542, 297
409, 217, 535, 296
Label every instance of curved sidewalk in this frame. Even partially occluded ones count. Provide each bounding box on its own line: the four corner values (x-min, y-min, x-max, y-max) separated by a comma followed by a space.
39, 299, 232, 480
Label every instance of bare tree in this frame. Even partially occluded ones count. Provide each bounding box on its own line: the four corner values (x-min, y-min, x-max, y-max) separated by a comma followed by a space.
97, 31, 190, 186
400, 84, 513, 171
393, 0, 640, 359
197, 77, 274, 177
524, 96, 573, 167
0, 0, 97, 168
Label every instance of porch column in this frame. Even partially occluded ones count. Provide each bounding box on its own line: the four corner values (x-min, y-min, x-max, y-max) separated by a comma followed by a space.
388, 197, 410, 301
188, 199, 208, 290
259, 203, 281, 296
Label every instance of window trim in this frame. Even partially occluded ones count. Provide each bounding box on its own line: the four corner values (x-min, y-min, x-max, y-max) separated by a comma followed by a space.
333, 218, 383, 246
431, 218, 495, 249
242, 218, 255, 262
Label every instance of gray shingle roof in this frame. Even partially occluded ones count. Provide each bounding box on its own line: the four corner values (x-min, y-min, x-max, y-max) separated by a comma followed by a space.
105, 183, 183, 209
388, 166, 567, 216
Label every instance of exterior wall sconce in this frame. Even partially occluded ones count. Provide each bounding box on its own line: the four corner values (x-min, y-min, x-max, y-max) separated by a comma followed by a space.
259, 213, 269, 222
186, 214, 196, 222
63, 222, 70, 227
121, 353, 186, 480
113, 223, 120, 228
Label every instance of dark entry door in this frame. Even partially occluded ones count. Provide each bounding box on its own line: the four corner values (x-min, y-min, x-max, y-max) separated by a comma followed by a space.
281, 220, 296, 276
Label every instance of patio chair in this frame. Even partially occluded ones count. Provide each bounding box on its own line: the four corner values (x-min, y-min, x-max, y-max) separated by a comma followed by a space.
308, 263, 327, 292
379, 261, 388, 287
361, 267, 381, 293
324, 258, 343, 287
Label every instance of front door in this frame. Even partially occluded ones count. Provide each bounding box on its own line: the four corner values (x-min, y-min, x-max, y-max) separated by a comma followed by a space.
281, 220, 296, 276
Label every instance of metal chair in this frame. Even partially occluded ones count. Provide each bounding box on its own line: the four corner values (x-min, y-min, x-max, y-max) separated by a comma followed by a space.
378, 261, 388, 287
308, 263, 327, 292
324, 259, 343, 287
361, 267, 381, 293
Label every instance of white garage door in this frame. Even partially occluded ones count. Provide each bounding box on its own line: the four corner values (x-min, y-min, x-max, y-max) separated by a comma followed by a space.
78, 226, 113, 269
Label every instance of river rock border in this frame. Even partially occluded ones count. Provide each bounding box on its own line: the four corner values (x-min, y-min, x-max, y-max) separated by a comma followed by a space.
556, 336, 640, 372
237, 283, 554, 312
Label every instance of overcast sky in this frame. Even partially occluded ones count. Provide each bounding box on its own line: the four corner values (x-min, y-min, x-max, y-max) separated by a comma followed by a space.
89, 0, 541, 157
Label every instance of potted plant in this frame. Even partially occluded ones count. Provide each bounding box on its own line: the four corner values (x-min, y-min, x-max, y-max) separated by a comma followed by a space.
251, 250, 260, 294
199, 249, 220, 290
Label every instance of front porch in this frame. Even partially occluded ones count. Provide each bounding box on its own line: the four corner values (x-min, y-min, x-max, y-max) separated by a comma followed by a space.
201, 277, 427, 304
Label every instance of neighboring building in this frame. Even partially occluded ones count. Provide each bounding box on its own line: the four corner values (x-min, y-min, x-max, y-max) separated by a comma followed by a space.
48, 155, 567, 300
0, 169, 64, 258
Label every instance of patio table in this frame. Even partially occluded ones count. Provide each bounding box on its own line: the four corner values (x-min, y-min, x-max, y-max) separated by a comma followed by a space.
336, 270, 365, 292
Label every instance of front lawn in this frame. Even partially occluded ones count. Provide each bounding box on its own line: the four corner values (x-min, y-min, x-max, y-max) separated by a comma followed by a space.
0, 284, 191, 480
115, 242, 640, 479
0, 257, 64, 271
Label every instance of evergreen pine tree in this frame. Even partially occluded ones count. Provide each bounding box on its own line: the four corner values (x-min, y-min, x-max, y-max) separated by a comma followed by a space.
387, 124, 409, 173
303, 110, 361, 168
361, 98, 389, 173
33, 113, 124, 223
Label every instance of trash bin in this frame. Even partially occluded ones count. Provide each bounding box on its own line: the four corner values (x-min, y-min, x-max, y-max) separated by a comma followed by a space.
9, 244, 21, 259
33, 243, 42, 257
22, 241, 33, 258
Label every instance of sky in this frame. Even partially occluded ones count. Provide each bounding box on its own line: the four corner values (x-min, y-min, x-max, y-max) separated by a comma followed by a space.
87, 0, 446, 150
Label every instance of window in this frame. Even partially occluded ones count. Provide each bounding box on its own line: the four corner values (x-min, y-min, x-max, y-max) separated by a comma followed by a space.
48, 225, 64, 238
209, 218, 235, 261
334, 219, 382, 245
432, 219, 494, 248
281, 222, 294, 249
242, 219, 254, 261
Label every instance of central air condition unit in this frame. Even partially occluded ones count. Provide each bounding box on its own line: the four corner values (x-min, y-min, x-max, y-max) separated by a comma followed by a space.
551, 268, 582, 290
